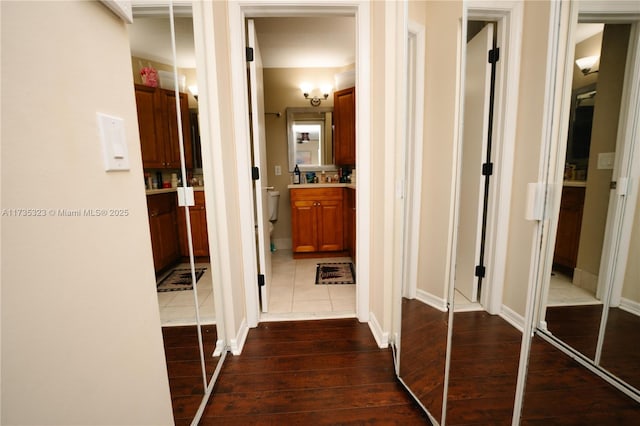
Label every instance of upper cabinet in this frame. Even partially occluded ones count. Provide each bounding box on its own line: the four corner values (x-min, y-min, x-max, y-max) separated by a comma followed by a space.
333, 86, 356, 166
134, 84, 192, 169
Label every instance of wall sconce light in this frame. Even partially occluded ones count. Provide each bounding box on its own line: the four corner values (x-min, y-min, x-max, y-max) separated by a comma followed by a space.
575, 55, 599, 76
301, 83, 332, 107
188, 85, 198, 100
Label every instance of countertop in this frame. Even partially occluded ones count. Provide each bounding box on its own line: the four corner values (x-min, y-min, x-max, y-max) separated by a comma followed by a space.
146, 186, 205, 195
287, 183, 356, 189
563, 180, 587, 188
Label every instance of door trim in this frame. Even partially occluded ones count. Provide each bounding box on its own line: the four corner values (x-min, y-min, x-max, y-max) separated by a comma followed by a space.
227, 1, 372, 331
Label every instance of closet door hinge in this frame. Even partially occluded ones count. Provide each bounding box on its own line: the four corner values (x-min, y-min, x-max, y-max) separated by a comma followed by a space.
258, 274, 265, 287
246, 47, 254, 62
252, 166, 260, 180
475, 265, 486, 278
488, 47, 500, 64
482, 162, 494, 176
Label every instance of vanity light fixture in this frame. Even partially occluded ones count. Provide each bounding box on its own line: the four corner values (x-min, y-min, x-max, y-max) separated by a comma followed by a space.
575, 55, 599, 76
300, 83, 332, 107
188, 85, 198, 100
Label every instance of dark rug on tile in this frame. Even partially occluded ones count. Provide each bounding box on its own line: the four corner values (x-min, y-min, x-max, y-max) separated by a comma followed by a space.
156, 267, 206, 292
315, 262, 355, 285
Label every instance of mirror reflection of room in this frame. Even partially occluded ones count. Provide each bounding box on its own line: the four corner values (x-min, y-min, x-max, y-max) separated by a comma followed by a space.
544, 22, 631, 360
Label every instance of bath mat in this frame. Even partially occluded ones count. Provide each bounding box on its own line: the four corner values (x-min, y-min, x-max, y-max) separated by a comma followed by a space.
315, 262, 355, 285
156, 267, 206, 292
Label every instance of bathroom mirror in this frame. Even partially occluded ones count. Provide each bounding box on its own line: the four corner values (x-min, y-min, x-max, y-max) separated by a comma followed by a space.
287, 107, 334, 171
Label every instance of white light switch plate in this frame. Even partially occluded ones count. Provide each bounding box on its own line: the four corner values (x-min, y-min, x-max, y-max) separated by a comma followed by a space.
597, 152, 615, 170
97, 112, 129, 171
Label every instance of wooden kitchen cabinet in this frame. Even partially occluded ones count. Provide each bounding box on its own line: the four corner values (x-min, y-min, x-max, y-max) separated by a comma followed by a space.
334, 87, 356, 166
291, 188, 344, 255
134, 84, 192, 169
147, 192, 181, 273
177, 191, 210, 257
553, 186, 586, 274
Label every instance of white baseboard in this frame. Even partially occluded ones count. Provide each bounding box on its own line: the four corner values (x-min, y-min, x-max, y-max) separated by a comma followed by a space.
500, 304, 525, 332
229, 318, 249, 355
573, 268, 598, 294
272, 238, 292, 250
213, 338, 226, 356
620, 297, 640, 316
368, 312, 389, 348
416, 288, 448, 312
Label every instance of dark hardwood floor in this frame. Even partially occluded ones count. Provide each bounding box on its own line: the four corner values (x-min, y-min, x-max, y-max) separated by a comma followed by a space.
162, 324, 218, 424
545, 304, 604, 359
198, 318, 430, 425
521, 335, 640, 424
447, 311, 522, 425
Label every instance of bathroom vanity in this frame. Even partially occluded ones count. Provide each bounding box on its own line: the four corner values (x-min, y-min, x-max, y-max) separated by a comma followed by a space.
289, 185, 355, 258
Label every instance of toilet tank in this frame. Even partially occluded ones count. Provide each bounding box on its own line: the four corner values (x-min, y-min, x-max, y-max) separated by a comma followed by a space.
268, 190, 280, 221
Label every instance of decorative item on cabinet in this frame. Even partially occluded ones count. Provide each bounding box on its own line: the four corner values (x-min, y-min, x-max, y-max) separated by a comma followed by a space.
333, 86, 356, 166
134, 84, 193, 169
290, 187, 345, 257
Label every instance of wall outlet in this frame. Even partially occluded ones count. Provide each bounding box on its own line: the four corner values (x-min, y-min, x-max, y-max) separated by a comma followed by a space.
275, 165, 282, 176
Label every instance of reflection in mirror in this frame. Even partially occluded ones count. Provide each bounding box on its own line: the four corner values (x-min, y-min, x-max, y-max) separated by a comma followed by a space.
601, 185, 640, 391
129, 3, 221, 422
287, 107, 334, 171
446, 19, 522, 423
539, 22, 631, 362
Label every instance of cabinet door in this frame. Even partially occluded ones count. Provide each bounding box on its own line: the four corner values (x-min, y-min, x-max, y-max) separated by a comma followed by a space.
334, 87, 356, 166
161, 90, 193, 169
317, 199, 344, 252
291, 200, 319, 252
553, 186, 585, 271
135, 85, 165, 168
345, 188, 356, 260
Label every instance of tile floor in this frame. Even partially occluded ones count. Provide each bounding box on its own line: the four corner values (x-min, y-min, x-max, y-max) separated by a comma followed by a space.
547, 270, 601, 306
156, 263, 216, 326
265, 249, 356, 319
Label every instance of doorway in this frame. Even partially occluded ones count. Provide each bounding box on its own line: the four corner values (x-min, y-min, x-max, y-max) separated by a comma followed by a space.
226, 2, 372, 327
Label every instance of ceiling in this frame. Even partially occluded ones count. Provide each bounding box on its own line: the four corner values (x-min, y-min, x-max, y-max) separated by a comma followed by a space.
128, 15, 355, 70
575, 23, 604, 44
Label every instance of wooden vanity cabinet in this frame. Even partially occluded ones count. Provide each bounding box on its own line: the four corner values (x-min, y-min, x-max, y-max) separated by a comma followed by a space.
177, 191, 210, 257
134, 84, 192, 169
291, 188, 344, 254
345, 187, 356, 261
334, 87, 356, 166
147, 192, 181, 273
553, 186, 586, 273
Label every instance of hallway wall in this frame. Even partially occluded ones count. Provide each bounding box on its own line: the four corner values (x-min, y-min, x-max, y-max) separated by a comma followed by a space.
1, 1, 173, 424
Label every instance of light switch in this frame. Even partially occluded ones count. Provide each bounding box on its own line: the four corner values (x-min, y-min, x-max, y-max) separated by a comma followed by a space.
597, 152, 615, 170
275, 165, 282, 176
97, 112, 129, 171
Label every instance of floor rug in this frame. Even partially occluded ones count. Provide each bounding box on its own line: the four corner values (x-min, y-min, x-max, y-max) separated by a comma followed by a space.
315, 262, 355, 285
157, 267, 206, 292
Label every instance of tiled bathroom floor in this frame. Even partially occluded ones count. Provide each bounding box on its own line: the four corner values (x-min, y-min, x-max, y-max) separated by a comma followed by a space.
156, 263, 216, 326
265, 249, 356, 319
547, 270, 601, 306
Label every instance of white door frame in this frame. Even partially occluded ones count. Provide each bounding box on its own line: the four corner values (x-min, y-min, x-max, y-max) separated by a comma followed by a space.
451, 1, 524, 316
227, 1, 372, 328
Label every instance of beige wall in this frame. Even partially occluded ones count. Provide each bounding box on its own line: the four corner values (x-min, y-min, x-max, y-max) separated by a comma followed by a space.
576, 24, 630, 279
501, 1, 552, 316
263, 67, 341, 246
1, 1, 173, 424
413, 0, 462, 302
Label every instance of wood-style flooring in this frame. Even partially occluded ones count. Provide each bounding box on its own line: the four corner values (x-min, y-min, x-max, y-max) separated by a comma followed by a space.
197, 318, 430, 425
162, 324, 218, 423
521, 335, 640, 424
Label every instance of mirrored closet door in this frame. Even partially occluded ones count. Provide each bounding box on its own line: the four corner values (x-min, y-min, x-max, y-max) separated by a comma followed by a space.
522, 3, 640, 421
129, 2, 225, 423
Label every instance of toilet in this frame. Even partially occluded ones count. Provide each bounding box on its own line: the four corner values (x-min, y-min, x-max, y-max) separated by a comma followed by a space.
267, 190, 280, 236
